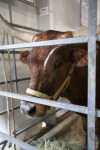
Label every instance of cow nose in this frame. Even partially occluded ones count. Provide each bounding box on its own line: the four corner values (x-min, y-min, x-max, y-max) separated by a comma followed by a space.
20, 103, 36, 117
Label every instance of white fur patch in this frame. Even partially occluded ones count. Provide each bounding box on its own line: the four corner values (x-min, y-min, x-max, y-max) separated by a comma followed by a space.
33, 36, 38, 42
44, 47, 59, 67
58, 34, 67, 39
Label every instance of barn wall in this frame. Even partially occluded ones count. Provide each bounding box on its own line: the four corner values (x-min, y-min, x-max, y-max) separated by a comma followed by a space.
37, 0, 49, 31
49, 0, 100, 31
0, 0, 42, 141
37, 0, 100, 31
49, 0, 81, 31
37, 0, 81, 31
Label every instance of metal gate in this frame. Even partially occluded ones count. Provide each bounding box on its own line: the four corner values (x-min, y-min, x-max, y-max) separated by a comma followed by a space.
0, 0, 99, 150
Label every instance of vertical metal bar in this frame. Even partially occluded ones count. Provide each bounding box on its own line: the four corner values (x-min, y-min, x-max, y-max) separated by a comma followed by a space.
8, 2, 17, 150
8, 0, 18, 92
88, 0, 97, 150
80, 0, 82, 26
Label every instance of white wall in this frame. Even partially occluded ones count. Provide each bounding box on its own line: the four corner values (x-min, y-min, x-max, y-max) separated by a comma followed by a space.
37, 0, 81, 31
37, 0, 49, 31
49, 0, 81, 31
49, 0, 100, 31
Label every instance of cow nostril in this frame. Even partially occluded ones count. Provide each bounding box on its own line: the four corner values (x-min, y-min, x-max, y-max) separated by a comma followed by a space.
20, 104, 36, 117
28, 106, 36, 116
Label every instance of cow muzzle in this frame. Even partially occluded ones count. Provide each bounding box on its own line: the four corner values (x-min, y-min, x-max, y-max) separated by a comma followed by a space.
21, 65, 74, 118
20, 90, 50, 117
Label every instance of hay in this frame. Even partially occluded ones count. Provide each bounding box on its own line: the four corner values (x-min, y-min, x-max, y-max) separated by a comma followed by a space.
5, 115, 85, 150
29, 115, 85, 150
30, 139, 85, 150
6, 139, 84, 150
5, 138, 85, 150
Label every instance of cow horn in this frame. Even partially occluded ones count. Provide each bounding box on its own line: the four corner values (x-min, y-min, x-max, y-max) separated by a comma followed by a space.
73, 24, 100, 37
0, 14, 36, 42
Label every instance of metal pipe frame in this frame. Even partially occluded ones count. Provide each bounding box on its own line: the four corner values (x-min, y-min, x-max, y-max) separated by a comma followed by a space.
0, 34, 99, 51
0, 36, 99, 149
0, 91, 88, 115
8, 0, 18, 92
87, 0, 97, 150
0, 36, 88, 50
16, 109, 60, 136
0, 107, 60, 135
0, 77, 30, 85
0, 131, 39, 150
0, 0, 98, 149
10, 23, 43, 33
0, 105, 20, 115
0, 90, 100, 117
0, 51, 21, 54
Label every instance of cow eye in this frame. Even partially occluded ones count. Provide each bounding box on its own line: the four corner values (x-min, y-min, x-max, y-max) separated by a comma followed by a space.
55, 61, 63, 69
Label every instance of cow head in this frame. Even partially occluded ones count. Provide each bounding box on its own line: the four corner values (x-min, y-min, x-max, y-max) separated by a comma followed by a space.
0, 14, 88, 118
19, 32, 88, 117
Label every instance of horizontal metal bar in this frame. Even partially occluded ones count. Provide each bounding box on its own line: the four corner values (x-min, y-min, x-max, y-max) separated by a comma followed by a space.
0, 131, 39, 150
0, 35, 99, 52
0, 91, 88, 115
0, 105, 20, 115
16, 109, 60, 136
0, 91, 100, 117
10, 23, 43, 33
0, 77, 30, 85
0, 51, 21, 54
0, 37, 88, 50
8, 0, 18, 93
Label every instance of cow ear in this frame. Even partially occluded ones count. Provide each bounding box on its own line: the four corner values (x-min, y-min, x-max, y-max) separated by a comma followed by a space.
20, 51, 29, 64
70, 48, 88, 67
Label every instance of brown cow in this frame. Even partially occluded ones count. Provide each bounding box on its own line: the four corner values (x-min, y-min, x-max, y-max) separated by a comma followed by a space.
0, 14, 100, 135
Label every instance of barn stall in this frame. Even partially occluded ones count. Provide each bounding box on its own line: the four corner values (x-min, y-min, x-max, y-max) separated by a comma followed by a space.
0, 0, 100, 150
